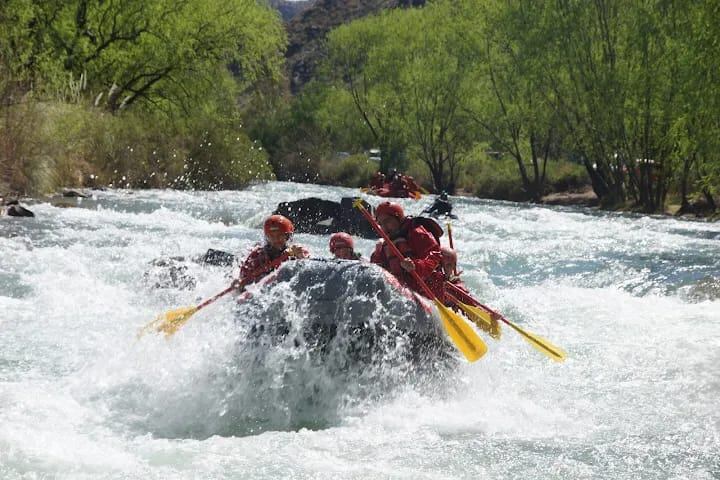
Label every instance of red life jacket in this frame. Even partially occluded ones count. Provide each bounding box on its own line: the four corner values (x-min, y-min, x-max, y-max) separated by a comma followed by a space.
239, 244, 308, 283
370, 218, 445, 301
407, 216, 443, 242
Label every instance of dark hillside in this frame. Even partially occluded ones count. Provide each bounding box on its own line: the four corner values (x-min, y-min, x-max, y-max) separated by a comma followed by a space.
269, 0, 314, 21
285, 0, 425, 92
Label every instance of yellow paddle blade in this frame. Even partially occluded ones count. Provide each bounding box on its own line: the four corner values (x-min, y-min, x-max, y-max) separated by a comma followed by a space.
505, 321, 566, 362
456, 302, 502, 340
137, 306, 199, 339
434, 299, 487, 362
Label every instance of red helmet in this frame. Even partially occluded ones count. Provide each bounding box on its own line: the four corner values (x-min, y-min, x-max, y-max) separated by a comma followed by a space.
264, 214, 294, 235
375, 201, 404, 220
329, 232, 354, 252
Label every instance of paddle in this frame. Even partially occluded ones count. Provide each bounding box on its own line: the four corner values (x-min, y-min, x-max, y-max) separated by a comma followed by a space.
138, 251, 290, 338
445, 222, 499, 338
447, 223, 459, 277
353, 199, 487, 362
446, 222, 564, 361
443, 267, 566, 362
444, 282, 501, 340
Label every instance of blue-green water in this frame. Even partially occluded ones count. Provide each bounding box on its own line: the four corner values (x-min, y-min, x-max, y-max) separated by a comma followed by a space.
1, 182, 718, 479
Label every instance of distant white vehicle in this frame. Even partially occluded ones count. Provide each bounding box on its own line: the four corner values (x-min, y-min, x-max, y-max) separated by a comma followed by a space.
368, 148, 381, 162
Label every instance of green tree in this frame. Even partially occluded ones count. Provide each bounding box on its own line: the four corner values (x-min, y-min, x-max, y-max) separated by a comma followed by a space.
1, 0, 61, 192
34, 0, 286, 113
540, 0, 683, 211
326, 3, 478, 192
326, 13, 407, 174
462, 1, 560, 202
673, 1, 720, 212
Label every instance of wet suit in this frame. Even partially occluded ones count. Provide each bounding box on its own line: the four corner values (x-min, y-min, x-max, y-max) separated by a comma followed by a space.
423, 197, 453, 217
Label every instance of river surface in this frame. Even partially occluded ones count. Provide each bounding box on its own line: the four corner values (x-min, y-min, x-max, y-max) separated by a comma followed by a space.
1, 182, 719, 479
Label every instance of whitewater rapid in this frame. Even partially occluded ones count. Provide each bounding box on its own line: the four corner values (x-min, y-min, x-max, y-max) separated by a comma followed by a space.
1, 182, 718, 479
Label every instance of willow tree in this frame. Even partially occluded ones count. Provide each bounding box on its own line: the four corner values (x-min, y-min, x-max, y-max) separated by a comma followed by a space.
532, 0, 685, 212
461, 1, 560, 202
33, 0, 286, 113
325, 12, 408, 174
326, 2, 478, 192
673, 1, 720, 212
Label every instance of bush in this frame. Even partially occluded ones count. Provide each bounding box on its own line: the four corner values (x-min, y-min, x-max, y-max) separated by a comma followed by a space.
455, 144, 590, 200
1, 99, 275, 194
319, 154, 377, 187
179, 113, 275, 190
404, 156, 433, 192
0, 97, 46, 194
545, 160, 589, 193
457, 146, 526, 200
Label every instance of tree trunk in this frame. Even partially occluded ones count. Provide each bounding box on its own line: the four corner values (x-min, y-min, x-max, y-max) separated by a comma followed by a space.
679, 154, 695, 213
703, 189, 717, 212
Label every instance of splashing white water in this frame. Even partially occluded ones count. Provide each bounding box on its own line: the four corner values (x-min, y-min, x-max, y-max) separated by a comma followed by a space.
1, 183, 718, 479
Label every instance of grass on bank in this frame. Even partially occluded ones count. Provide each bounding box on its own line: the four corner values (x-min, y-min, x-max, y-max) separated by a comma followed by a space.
0, 99, 275, 196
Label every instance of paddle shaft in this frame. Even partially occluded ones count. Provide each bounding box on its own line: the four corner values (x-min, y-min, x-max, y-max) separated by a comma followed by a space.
445, 280, 504, 321
193, 251, 291, 312
447, 222, 458, 276
196, 285, 237, 311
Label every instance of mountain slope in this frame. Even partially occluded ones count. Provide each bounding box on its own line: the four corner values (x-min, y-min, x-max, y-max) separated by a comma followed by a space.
285, 0, 425, 93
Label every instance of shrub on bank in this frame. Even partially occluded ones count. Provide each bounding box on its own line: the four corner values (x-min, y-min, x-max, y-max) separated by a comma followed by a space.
458, 148, 526, 200
319, 154, 378, 187
0, 100, 274, 194
546, 160, 589, 193
456, 146, 590, 201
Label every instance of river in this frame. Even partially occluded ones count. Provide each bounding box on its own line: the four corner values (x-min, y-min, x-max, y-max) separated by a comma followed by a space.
1, 182, 718, 479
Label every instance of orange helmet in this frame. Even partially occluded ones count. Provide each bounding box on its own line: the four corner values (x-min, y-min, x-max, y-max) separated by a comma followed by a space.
329, 232, 354, 253
264, 214, 294, 235
375, 201, 404, 220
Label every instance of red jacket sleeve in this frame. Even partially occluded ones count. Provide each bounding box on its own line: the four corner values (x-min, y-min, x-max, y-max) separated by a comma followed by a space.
370, 240, 386, 266
406, 225, 441, 279
239, 246, 267, 280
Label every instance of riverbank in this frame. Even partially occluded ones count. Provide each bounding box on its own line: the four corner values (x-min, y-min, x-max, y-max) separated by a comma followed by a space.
3, 183, 718, 222
540, 185, 599, 207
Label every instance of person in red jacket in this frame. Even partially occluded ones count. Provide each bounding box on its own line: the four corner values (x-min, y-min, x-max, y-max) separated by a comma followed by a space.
368, 171, 386, 191
237, 214, 309, 285
329, 232, 361, 260
388, 172, 408, 198
440, 245, 501, 338
370, 201, 445, 301
400, 175, 422, 197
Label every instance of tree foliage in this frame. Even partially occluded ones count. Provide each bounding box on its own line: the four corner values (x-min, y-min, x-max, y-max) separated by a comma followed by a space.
327, 3, 478, 192
322, 0, 719, 211
1, 0, 285, 194
32, 0, 285, 112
